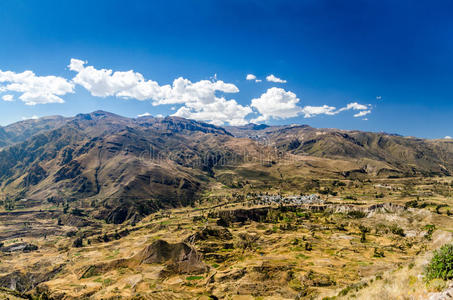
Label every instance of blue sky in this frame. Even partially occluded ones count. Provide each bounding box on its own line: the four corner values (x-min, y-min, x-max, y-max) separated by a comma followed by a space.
0, 0, 452, 138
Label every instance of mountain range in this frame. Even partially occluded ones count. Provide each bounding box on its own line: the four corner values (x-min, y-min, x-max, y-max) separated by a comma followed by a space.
1, 111, 452, 224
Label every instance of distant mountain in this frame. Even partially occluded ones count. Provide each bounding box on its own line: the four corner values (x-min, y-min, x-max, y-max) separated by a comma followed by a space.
1, 112, 453, 224
0, 115, 70, 147
226, 124, 453, 177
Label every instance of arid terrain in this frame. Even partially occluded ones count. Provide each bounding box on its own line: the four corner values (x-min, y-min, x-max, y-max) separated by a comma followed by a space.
1, 112, 453, 299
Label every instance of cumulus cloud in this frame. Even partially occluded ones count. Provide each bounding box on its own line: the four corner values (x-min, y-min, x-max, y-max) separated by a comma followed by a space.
67, 59, 372, 125
246, 74, 262, 83
266, 74, 287, 83
246, 74, 256, 80
353, 110, 371, 117
0, 70, 74, 105
250, 88, 372, 122
69, 59, 163, 100
301, 105, 337, 118
174, 97, 252, 126
1, 94, 13, 102
300, 102, 371, 119
340, 102, 369, 111
445, 136, 452, 139
250, 87, 301, 122
336, 102, 372, 118
69, 59, 251, 126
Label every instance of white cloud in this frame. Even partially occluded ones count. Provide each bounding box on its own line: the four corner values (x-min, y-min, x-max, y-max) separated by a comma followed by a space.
250, 87, 301, 122
246, 74, 262, 83
152, 77, 240, 105
445, 136, 452, 139
69, 58, 162, 100
1, 94, 13, 101
0, 70, 74, 105
353, 110, 371, 117
266, 74, 287, 83
376, 96, 382, 100
336, 102, 372, 118
156, 114, 164, 118
69, 59, 251, 126
250, 88, 373, 122
22, 115, 39, 120
301, 105, 337, 118
246, 74, 256, 80
137, 112, 152, 117
68, 59, 373, 125
338, 102, 369, 112
174, 97, 252, 126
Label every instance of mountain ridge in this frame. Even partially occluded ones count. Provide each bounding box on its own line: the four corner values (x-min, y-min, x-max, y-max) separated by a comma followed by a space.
1, 111, 452, 224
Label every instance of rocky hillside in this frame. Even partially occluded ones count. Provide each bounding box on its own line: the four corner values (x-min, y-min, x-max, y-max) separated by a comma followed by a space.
0, 111, 252, 223
1, 112, 453, 224
227, 124, 453, 177
0, 116, 70, 148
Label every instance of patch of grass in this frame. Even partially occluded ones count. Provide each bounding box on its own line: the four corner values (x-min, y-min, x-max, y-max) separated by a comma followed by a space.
338, 281, 368, 296
93, 277, 103, 283
290, 246, 304, 252
427, 278, 447, 292
186, 275, 204, 281
106, 249, 120, 259
296, 253, 310, 259
81, 265, 99, 278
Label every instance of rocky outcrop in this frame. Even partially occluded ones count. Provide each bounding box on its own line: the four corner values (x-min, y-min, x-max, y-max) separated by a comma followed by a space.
79, 239, 208, 280
0, 242, 38, 253
185, 226, 233, 243
0, 265, 65, 293
133, 239, 208, 275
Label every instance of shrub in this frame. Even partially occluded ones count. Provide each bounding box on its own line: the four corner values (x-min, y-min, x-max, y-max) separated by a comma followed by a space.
73, 237, 83, 248
425, 224, 436, 240
71, 208, 84, 216
373, 248, 384, 258
405, 200, 419, 208
390, 224, 405, 237
66, 231, 77, 237
347, 210, 367, 219
425, 244, 453, 281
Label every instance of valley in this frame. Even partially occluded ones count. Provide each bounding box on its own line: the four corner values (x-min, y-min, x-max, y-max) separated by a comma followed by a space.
1, 112, 453, 299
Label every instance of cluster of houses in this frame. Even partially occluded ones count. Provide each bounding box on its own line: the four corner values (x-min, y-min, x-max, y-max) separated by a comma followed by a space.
253, 194, 324, 206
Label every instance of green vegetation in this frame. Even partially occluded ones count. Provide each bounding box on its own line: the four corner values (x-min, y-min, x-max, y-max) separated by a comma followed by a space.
425, 244, 453, 281
186, 276, 204, 281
